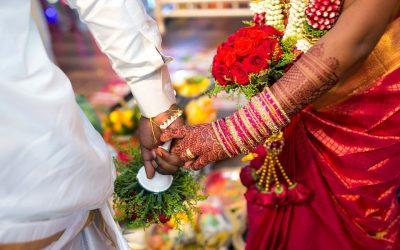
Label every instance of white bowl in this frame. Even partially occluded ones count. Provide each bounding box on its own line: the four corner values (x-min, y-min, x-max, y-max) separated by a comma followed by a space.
137, 166, 173, 193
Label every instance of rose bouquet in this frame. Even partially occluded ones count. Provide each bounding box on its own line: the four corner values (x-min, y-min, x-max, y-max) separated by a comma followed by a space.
210, 0, 343, 99
210, 24, 300, 99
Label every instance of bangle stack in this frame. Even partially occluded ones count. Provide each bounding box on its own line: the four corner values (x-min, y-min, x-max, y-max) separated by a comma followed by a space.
212, 88, 290, 155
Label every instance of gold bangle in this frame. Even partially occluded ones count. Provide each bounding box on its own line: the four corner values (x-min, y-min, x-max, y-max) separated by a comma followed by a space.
232, 113, 256, 148
265, 88, 290, 123
238, 109, 263, 144
259, 93, 285, 128
226, 117, 248, 154
159, 109, 183, 130
211, 122, 232, 158
252, 97, 280, 134
246, 105, 270, 138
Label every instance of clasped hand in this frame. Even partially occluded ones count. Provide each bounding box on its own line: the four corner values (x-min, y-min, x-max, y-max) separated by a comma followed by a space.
139, 107, 228, 177
157, 123, 229, 172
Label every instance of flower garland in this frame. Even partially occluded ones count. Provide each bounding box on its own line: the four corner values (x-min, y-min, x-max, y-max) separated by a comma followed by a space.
250, 0, 343, 52
284, 0, 310, 38
250, 0, 285, 31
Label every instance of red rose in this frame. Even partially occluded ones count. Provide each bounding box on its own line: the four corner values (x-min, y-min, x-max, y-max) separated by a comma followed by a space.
231, 62, 249, 85
243, 49, 269, 73
224, 49, 237, 67
212, 63, 231, 86
158, 213, 170, 224
234, 38, 257, 57
240, 167, 257, 187
258, 25, 284, 37
246, 28, 270, 40
260, 39, 277, 59
117, 151, 130, 162
235, 27, 250, 37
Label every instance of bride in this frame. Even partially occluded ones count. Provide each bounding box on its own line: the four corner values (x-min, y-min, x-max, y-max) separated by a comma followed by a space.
0, 0, 183, 249
159, 0, 400, 249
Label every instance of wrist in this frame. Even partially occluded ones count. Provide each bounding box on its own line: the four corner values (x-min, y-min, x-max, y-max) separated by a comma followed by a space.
153, 104, 183, 129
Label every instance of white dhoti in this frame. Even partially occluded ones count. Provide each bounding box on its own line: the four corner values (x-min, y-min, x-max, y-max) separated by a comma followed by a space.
0, 0, 175, 248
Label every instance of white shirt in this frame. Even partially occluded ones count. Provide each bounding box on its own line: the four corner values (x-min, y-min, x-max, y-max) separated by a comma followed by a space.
68, 0, 176, 117
0, 0, 173, 222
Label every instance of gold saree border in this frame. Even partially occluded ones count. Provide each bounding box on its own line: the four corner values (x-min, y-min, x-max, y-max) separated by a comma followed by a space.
313, 17, 400, 110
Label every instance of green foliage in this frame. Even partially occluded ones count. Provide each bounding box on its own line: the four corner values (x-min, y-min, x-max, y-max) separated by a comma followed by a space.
242, 20, 255, 26
113, 147, 206, 229
303, 21, 327, 38
75, 94, 103, 134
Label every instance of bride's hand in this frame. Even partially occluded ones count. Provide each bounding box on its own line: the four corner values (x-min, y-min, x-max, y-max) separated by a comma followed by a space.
160, 124, 229, 170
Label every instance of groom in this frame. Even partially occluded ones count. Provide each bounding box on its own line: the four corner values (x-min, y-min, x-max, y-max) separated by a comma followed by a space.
0, 0, 182, 249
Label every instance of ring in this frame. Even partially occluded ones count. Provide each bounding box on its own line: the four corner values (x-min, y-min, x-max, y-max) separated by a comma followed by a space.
186, 148, 195, 159
152, 160, 158, 169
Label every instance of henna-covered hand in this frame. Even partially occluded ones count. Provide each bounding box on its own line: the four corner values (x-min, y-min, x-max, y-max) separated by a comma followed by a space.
160, 124, 229, 170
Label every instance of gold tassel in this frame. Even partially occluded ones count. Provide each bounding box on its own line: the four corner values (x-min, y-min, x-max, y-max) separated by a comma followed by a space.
255, 131, 293, 192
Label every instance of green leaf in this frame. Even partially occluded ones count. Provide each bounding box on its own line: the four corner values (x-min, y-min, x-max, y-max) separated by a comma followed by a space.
113, 147, 206, 229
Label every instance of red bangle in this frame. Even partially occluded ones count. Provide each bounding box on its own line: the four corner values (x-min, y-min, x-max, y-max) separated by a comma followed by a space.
218, 119, 240, 155
215, 119, 237, 156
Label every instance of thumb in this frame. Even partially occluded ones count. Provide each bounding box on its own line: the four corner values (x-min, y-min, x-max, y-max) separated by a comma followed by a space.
144, 160, 155, 179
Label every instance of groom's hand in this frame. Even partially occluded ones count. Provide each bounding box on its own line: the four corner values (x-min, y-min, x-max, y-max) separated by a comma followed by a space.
138, 105, 184, 178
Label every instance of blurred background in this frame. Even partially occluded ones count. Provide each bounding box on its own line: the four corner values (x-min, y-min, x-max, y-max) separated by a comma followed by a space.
33, 0, 254, 249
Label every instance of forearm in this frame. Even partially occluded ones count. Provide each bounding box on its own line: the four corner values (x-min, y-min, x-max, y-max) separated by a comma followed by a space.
213, 0, 399, 155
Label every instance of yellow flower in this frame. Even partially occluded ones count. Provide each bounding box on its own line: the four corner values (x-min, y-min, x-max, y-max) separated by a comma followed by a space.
185, 96, 217, 125
174, 74, 211, 97
167, 212, 190, 228
112, 122, 123, 133
121, 110, 134, 128
241, 153, 258, 162
109, 110, 121, 123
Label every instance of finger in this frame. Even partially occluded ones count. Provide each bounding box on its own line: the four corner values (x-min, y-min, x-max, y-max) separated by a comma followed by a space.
151, 160, 158, 169
179, 149, 197, 163
160, 127, 187, 142
156, 148, 183, 166
141, 147, 156, 178
143, 160, 155, 179
171, 143, 184, 156
184, 160, 194, 169
155, 166, 170, 175
192, 155, 209, 170
154, 157, 179, 174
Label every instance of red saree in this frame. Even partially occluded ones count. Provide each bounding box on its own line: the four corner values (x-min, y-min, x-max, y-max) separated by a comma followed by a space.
244, 18, 400, 250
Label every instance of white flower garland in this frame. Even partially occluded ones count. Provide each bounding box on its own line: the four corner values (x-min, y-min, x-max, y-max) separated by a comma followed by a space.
284, 0, 309, 38
295, 38, 312, 52
250, 0, 285, 31
250, 0, 314, 52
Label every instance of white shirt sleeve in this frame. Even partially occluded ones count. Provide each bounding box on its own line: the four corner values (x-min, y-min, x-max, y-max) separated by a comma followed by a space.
67, 0, 176, 117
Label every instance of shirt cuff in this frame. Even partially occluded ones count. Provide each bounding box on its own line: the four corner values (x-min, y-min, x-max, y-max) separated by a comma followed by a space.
128, 66, 176, 118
